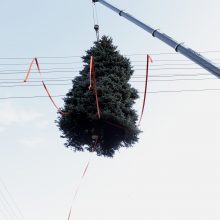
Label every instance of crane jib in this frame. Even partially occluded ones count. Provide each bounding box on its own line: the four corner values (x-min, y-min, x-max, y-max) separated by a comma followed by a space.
93, 0, 220, 78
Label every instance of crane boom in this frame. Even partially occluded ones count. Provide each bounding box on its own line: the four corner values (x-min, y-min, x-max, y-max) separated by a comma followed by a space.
93, 0, 220, 78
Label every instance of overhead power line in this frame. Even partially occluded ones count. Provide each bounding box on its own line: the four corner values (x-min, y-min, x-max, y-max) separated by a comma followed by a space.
0, 178, 26, 220
0, 63, 83, 66
0, 188, 20, 220
0, 68, 219, 76
0, 62, 220, 68
0, 88, 220, 100
0, 77, 218, 87
0, 206, 9, 220
126, 51, 220, 56
0, 50, 220, 60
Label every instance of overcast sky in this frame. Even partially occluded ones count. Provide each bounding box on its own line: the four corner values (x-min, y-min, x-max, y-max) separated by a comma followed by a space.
0, 0, 220, 220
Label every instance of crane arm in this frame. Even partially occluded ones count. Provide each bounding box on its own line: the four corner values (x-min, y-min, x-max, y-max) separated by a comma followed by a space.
93, 0, 220, 78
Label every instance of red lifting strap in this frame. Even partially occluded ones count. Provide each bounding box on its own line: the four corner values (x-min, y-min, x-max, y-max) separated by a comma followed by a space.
138, 54, 153, 126
42, 81, 64, 115
24, 58, 65, 115
89, 56, 101, 119
67, 139, 98, 220
82, 160, 90, 178
23, 58, 35, 82
89, 56, 93, 90
34, 57, 41, 73
67, 208, 72, 220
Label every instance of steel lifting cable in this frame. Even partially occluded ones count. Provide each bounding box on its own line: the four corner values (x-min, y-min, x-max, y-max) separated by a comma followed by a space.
92, 2, 100, 41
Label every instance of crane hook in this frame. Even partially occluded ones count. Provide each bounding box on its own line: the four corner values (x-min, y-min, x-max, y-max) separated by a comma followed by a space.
94, 24, 100, 41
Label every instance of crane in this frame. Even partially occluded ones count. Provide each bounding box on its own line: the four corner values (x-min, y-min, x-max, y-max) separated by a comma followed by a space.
92, 0, 220, 78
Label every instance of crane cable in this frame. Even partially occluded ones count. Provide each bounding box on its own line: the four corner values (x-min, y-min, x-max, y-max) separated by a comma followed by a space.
92, 2, 100, 41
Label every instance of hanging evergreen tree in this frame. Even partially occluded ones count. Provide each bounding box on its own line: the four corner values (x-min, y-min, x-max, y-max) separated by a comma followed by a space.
57, 36, 140, 157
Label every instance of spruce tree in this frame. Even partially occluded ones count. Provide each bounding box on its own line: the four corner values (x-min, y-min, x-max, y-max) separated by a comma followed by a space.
57, 36, 140, 157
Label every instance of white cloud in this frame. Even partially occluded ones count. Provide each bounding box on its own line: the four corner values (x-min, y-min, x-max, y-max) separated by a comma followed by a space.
35, 120, 51, 129
0, 102, 42, 126
0, 127, 5, 133
17, 137, 46, 149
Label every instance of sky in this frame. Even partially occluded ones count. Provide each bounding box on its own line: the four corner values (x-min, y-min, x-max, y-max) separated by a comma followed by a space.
0, 0, 220, 220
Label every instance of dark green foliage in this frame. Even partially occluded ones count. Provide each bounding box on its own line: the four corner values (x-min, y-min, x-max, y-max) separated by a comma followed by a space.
57, 36, 140, 157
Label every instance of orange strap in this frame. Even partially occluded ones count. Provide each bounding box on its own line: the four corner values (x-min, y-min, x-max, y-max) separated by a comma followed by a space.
41, 81, 64, 114
92, 69, 101, 119
23, 58, 35, 82
67, 139, 98, 220
138, 55, 153, 126
34, 57, 41, 74
67, 208, 72, 220
81, 138, 98, 178
89, 56, 101, 119
88, 56, 93, 90
82, 160, 90, 178
24, 57, 66, 115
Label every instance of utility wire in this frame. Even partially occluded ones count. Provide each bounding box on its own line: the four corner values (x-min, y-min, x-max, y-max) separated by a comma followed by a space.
0, 63, 83, 66
0, 58, 220, 66
0, 73, 214, 80
0, 62, 220, 69
0, 88, 220, 100
0, 191, 17, 220
0, 205, 10, 220
1, 59, 220, 64
0, 70, 80, 75
126, 51, 220, 56
0, 77, 219, 87
0, 73, 215, 78
0, 178, 26, 220
0, 50, 220, 60
0, 67, 82, 73
0, 83, 71, 88
0, 74, 219, 83
0, 188, 20, 220
0, 68, 219, 76
0, 56, 81, 60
